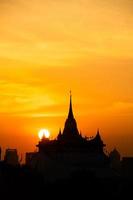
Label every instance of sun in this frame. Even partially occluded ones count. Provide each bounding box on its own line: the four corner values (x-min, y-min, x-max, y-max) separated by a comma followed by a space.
38, 129, 50, 140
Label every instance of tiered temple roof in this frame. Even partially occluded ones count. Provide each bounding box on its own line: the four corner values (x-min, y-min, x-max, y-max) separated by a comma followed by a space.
37, 93, 106, 155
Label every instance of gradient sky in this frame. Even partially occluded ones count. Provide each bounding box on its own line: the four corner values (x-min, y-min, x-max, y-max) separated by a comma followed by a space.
0, 0, 133, 159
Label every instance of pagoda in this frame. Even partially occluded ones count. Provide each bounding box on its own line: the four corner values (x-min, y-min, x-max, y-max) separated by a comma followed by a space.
37, 93, 106, 155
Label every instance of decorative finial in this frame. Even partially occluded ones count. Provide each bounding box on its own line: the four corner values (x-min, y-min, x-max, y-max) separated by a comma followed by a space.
68, 90, 74, 119
59, 128, 62, 134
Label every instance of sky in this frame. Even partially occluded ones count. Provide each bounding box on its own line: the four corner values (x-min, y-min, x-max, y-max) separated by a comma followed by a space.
0, 0, 133, 159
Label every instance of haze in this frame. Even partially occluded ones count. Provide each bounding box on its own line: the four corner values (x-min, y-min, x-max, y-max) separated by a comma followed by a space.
0, 0, 133, 157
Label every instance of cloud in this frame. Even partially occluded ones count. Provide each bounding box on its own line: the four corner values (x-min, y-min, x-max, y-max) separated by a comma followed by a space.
0, 80, 55, 115
112, 101, 133, 115
0, 0, 133, 65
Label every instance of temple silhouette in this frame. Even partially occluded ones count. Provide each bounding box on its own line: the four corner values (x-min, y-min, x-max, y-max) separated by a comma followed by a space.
26, 93, 110, 182
1, 94, 133, 198
37, 93, 106, 156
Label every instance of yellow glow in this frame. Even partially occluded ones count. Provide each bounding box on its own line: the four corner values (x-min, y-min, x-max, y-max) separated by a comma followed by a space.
0, 0, 133, 157
38, 129, 50, 140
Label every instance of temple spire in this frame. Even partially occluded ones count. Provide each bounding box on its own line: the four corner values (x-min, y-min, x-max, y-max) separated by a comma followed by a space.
68, 91, 74, 119
97, 128, 100, 136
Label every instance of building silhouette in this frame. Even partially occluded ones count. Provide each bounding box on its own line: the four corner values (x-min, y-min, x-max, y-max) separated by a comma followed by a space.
122, 157, 133, 178
0, 147, 1, 161
26, 93, 110, 181
109, 148, 121, 171
4, 149, 19, 166
38, 93, 106, 155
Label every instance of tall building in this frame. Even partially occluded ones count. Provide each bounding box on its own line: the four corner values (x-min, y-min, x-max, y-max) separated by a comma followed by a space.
109, 148, 121, 170
0, 147, 1, 161
4, 149, 19, 166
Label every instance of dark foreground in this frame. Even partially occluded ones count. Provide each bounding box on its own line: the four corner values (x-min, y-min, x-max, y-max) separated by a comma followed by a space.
0, 163, 133, 199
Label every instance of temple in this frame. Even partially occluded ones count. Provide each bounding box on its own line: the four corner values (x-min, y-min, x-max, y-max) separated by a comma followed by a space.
25, 93, 110, 181
37, 93, 106, 158
57, 92, 81, 142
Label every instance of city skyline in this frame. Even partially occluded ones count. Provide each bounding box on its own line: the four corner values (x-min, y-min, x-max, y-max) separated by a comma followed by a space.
0, 0, 133, 157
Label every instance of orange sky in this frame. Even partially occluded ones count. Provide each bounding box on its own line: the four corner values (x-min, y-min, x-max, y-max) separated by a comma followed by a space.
0, 0, 133, 159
